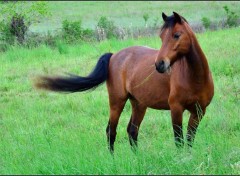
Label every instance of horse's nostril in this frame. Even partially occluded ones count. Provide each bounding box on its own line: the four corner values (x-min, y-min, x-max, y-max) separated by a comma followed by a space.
155, 60, 165, 73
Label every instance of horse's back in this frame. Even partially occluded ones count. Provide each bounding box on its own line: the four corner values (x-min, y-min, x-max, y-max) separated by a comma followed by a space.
107, 46, 170, 109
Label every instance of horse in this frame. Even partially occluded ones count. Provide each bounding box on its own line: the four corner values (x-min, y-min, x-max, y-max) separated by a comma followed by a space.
34, 12, 214, 153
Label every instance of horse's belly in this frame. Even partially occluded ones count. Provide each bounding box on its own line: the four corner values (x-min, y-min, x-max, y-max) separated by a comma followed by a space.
148, 102, 170, 110
129, 74, 170, 110
133, 92, 170, 110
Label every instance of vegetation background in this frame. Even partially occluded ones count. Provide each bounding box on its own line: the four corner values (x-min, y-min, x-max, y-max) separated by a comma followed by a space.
0, 1, 240, 174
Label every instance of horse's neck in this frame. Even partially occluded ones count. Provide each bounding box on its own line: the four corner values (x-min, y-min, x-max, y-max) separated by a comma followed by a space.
185, 34, 210, 84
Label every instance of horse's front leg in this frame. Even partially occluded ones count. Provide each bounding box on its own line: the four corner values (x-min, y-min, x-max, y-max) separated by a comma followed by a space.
170, 103, 184, 147
186, 108, 205, 147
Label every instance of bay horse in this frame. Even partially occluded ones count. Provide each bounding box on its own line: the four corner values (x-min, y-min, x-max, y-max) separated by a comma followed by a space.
34, 12, 214, 152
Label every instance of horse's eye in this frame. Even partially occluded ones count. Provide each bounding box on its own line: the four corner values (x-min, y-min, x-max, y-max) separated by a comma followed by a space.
173, 33, 181, 40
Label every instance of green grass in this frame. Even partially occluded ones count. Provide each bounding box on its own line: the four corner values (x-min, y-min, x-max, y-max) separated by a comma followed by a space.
1, 28, 240, 174
29, 1, 240, 33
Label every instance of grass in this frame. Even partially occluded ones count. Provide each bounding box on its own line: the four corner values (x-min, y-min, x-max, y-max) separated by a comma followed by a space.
0, 27, 240, 174
29, 1, 240, 33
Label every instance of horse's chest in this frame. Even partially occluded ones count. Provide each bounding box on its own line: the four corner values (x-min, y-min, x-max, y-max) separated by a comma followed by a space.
170, 80, 212, 111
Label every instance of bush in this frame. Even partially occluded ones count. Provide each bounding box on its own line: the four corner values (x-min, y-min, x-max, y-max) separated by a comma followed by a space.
0, 21, 15, 44
143, 13, 149, 27
223, 5, 239, 27
201, 17, 211, 29
96, 16, 117, 40
0, 1, 51, 45
82, 28, 95, 42
62, 19, 94, 43
62, 19, 83, 43
10, 14, 28, 44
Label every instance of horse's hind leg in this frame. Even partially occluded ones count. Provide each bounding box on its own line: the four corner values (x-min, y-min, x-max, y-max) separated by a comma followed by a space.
106, 98, 127, 153
127, 99, 147, 149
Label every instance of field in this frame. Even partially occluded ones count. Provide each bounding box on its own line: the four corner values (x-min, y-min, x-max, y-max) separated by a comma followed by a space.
30, 1, 240, 33
1, 1, 240, 175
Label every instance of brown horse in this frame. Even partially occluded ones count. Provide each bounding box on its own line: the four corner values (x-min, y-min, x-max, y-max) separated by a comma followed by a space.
34, 12, 214, 152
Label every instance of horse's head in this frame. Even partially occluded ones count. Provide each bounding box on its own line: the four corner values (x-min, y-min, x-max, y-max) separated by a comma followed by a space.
155, 12, 191, 73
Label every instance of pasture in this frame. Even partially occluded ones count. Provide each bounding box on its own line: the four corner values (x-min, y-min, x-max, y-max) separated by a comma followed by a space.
30, 1, 239, 33
1, 1, 240, 175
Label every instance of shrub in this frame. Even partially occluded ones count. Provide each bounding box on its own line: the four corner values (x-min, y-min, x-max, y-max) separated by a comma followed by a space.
0, 21, 15, 51
0, 21, 15, 44
143, 13, 150, 27
0, 1, 51, 45
223, 5, 239, 27
82, 28, 95, 42
96, 16, 117, 40
62, 19, 94, 43
10, 14, 28, 44
201, 17, 211, 29
62, 19, 83, 43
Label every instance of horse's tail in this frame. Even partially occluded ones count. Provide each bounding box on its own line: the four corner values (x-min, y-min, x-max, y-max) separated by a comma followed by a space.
34, 53, 113, 92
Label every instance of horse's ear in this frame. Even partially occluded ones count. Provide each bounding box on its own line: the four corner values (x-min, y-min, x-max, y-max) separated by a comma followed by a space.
173, 11, 182, 24
162, 12, 167, 21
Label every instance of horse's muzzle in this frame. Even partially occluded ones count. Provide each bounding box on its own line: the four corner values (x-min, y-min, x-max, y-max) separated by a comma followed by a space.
155, 60, 166, 73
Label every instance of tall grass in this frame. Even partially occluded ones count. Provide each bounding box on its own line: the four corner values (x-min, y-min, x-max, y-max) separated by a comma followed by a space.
0, 28, 240, 174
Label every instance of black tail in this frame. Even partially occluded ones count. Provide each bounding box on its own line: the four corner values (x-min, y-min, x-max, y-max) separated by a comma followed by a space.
34, 53, 113, 92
